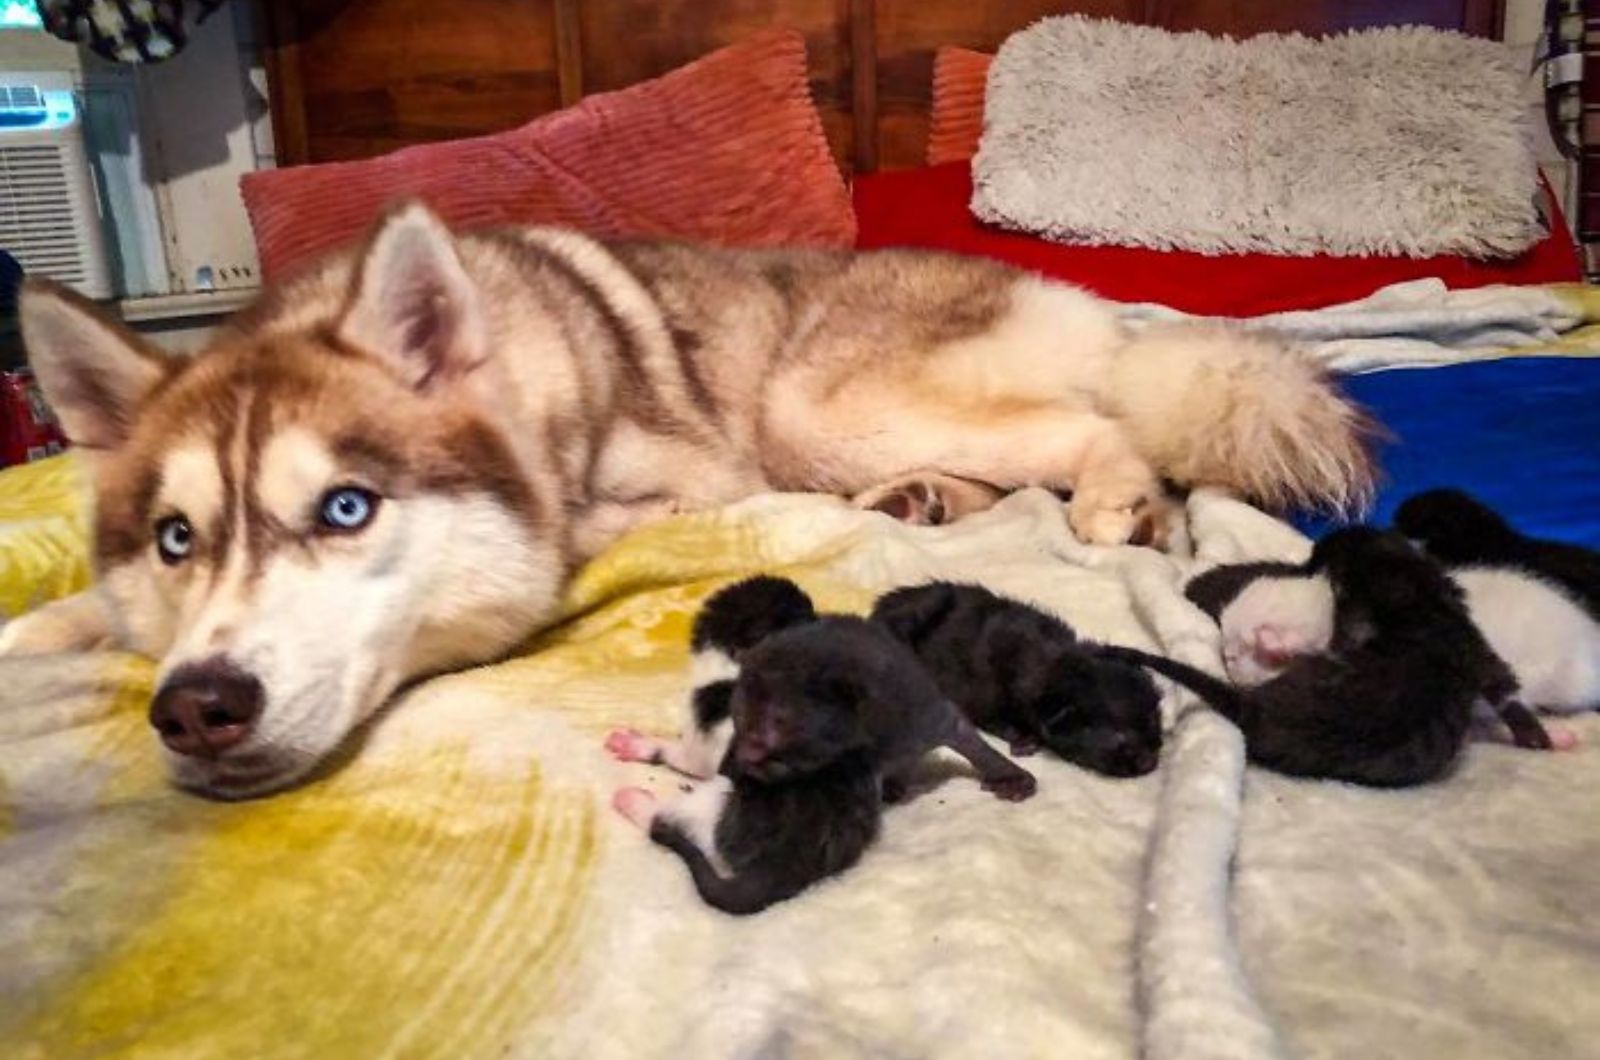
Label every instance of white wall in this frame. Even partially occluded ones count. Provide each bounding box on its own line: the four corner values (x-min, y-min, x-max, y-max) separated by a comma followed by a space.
135, 3, 267, 293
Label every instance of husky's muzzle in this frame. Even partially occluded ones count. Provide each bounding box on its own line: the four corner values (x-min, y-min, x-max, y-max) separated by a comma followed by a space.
149, 657, 263, 759
149, 655, 303, 799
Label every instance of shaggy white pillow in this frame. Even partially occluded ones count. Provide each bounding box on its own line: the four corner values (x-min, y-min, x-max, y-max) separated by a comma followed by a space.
972, 17, 1544, 258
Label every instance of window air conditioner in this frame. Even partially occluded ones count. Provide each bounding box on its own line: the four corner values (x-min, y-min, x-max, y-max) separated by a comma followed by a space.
0, 81, 112, 299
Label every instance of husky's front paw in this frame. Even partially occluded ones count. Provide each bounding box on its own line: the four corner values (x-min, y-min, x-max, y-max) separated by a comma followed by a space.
0, 595, 113, 657
0, 611, 53, 657
1068, 491, 1173, 549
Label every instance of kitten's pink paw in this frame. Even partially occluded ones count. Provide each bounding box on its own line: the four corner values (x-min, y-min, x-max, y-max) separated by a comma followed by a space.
1548, 726, 1580, 752
605, 728, 657, 763
612, 786, 658, 828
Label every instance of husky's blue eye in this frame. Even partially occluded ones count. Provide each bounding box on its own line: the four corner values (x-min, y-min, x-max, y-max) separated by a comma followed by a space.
154, 516, 193, 565
319, 487, 379, 532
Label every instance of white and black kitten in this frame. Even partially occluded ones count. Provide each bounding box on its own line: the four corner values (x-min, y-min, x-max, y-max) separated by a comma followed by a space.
871, 581, 1163, 777
1196, 495, 1597, 745
606, 575, 817, 777
613, 615, 1037, 914
1396, 488, 1600, 623
1100, 527, 1525, 787
1395, 489, 1600, 725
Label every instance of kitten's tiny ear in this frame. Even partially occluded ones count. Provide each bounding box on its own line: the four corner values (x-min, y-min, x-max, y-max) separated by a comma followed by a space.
336, 201, 485, 390
19, 279, 171, 451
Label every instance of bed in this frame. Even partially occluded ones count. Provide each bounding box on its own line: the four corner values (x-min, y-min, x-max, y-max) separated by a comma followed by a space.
5, 1, 1600, 1057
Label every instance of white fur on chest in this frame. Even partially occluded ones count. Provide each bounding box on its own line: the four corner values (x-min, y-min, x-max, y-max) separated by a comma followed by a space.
688, 647, 741, 689
670, 647, 740, 778
1454, 567, 1600, 713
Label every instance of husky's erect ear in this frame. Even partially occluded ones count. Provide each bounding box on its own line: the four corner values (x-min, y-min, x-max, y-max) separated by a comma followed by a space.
337, 202, 485, 389
19, 279, 171, 451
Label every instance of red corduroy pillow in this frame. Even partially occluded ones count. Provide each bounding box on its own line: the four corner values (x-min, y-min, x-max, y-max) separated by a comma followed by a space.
926, 47, 993, 166
241, 30, 855, 281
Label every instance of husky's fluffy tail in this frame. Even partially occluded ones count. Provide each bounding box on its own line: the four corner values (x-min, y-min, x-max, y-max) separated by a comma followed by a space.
1103, 323, 1380, 515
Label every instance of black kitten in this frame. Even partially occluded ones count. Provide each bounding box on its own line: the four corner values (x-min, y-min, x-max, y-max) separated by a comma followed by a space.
871, 582, 1163, 778
1099, 527, 1521, 788
606, 575, 817, 777
1395, 488, 1600, 623
613, 617, 1037, 914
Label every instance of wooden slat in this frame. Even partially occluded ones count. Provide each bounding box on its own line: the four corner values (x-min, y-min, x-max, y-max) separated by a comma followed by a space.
260, 0, 562, 165
553, 0, 584, 108
851, 0, 879, 173
1460, 0, 1505, 38
874, 0, 1140, 172
1157, 0, 1502, 37
261, 0, 309, 166
1579, 193, 1600, 237
573, 0, 849, 165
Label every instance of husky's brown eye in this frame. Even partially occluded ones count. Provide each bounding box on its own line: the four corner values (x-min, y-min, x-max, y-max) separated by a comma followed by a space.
154, 516, 193, 565
318, 486, 380, 533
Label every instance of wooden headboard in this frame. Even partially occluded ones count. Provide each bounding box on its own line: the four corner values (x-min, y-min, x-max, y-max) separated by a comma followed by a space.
262, 0, 1505, 174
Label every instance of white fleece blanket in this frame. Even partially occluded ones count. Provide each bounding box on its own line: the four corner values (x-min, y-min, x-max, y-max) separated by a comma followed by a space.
5, 488, 1598, 1057
1116, 279, 1600, 373
972, 17, 1541, 258
446, 490, 1598, 1058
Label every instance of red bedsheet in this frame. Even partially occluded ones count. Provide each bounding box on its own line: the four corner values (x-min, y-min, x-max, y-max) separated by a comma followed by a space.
852, 163, 1582, 316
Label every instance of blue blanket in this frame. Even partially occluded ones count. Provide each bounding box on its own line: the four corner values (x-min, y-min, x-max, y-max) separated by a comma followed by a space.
1298, 357, 1600, 546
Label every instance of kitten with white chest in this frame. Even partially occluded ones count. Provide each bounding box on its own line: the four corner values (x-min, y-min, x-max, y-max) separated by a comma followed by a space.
1449, 567, 1600, 718
1396, 489, 1600, 724
612, 615, 1038, 914
1193, 527, 1595, 750
1100, 528, 1526, 787
605, 575, 818, 778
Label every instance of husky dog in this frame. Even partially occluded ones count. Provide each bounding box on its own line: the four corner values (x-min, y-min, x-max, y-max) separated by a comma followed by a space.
3, 202, 1374, 798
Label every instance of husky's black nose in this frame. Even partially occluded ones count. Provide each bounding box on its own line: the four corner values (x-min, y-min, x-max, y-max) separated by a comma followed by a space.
150, 659, 263, 759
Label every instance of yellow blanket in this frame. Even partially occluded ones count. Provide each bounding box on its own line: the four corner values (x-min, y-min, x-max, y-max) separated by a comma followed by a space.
0, 455, 92, 620
4, 455, 1597, 1060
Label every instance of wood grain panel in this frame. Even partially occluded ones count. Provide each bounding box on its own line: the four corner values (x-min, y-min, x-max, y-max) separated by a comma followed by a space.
553, 0, 584, 107
1153, 0, 1503, 37
269, 0, 561, 164
874, 0, 1142, 169
575, 0, 851, 163
850, 0, 878, 172
262, 0, 309, 164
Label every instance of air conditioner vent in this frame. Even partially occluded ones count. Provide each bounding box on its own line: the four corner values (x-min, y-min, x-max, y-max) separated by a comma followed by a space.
0, 85, 42, 109
0, 84, 110, 299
